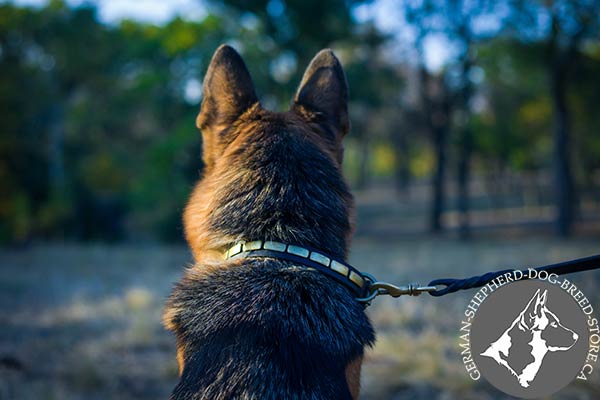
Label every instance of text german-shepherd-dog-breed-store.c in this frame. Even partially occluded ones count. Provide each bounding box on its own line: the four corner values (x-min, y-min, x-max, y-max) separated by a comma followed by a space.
163, 44, 375, 400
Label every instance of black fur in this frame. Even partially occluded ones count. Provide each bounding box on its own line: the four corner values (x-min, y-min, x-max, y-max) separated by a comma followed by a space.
166, 259, 375, 400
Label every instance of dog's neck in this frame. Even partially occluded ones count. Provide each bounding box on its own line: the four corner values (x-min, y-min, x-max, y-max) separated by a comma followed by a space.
185, 124, 354, 263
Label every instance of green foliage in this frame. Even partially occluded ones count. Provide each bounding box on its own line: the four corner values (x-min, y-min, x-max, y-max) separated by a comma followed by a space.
570, 46, 600, 181
0, 1, 216, 242
473, 39, 554, 170
473, 36, 600, 179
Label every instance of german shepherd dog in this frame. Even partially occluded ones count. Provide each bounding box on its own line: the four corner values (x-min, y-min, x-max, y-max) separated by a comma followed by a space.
163, 45, 374, 399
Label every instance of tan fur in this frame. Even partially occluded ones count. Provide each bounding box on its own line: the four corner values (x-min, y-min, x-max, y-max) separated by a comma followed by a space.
176, 343, 185, 375
345, 356, 363, 399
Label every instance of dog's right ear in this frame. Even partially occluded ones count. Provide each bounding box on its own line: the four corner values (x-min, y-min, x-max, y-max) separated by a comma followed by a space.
291, 49, 350, 138
197, 45, 258, 168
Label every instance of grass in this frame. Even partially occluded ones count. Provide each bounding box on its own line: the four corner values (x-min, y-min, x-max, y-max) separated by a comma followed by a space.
1, 237, 599, 399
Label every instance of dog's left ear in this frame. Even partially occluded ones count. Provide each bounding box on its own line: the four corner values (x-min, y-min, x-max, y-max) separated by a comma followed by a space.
197, 45, 259, 167
291, 49, 350, 137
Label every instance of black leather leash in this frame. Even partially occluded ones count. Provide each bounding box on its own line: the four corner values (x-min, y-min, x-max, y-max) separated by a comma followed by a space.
427, 253, 600, 297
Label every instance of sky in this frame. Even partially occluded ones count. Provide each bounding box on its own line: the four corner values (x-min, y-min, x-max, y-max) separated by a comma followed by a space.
354, 0, 454, 71
6, 0, 452, 71
7, 0, 207, 24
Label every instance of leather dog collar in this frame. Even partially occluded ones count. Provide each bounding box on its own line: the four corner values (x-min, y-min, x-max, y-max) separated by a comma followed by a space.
224, 240, 371, 299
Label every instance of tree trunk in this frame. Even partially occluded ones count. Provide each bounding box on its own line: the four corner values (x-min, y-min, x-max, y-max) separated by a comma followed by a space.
355, 120, 370, 190
430, 122, 448, 233
457, 125, 472, 238
419, 66, 449, 233
551, 60, 574, 236
457, 48, 474, 239
49, 103, 65, 191
392, 125, 410, 197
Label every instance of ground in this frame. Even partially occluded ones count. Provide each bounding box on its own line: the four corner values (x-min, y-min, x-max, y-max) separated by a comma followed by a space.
1, 236, 600, 399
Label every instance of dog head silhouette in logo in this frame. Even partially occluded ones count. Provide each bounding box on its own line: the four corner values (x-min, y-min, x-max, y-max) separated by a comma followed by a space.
480, 288, 579, 388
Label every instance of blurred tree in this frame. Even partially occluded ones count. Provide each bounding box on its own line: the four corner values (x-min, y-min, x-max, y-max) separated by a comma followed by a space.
421, 68, 452, 233
403, 0, 503, 235
344, 24, 403, 189
570, 45, 600, 202
442, 0, 502, 238
218, 0, 363, 63
404, 0, 454, 233
509, 0, 600, 236
0, 1, 230, 242
0, 4, 52, 241
474, 38, 552, 212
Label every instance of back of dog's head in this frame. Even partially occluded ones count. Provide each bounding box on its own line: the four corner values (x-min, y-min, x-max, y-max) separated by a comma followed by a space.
184, 45, 354, 264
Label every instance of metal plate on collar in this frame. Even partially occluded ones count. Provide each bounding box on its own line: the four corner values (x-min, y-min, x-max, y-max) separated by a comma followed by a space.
287, 245, 310, 258
309, 252, 331, 267
243, 240, 263, 251
263, 241, 287, 252
226, 243, 243, 258
349, 271, 365, 287
330, 260, 349, 277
